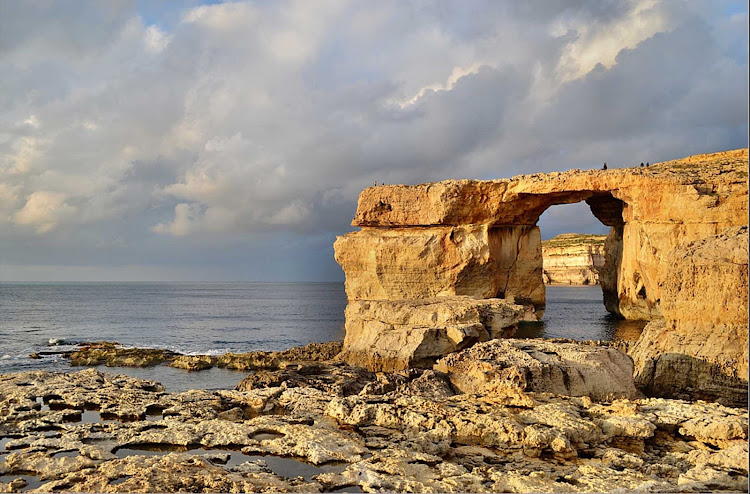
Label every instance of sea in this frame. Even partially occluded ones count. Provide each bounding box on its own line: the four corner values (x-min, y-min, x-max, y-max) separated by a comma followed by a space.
0, 282, 645, 391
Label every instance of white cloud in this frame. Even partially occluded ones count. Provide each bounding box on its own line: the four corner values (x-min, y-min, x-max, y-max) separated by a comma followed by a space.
552, 0, 672, 82
4, 137, 46, 175
144, 25, 171, 53
23, 115, 40, 128
182, 2, 261, 30
13, 191, 76, 233
268, 200, 310, 226
398, 62, 488, 108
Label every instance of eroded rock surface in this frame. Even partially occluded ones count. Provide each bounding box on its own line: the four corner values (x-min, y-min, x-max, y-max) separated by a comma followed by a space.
61, 341, 343, 372
434, 339, 640, 402
1, 353, 747, 493
68, 342, 178, 368
629, 226, 749, 407
339, 297, 534, 371
334, 148, 748, 401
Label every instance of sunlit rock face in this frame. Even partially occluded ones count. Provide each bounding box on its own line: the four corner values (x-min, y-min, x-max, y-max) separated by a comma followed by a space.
338, 149, 747, 319
334, 149, 749, 392
334, 225, 544, 310
337, 297, 535, 372
629, 226, 749, 407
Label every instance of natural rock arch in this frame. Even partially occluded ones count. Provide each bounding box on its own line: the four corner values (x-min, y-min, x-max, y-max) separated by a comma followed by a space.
334, 149, 748, 405
335, 171, 691, 321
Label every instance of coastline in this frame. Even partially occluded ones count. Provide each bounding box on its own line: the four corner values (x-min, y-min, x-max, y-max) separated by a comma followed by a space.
1, 340, 747, 493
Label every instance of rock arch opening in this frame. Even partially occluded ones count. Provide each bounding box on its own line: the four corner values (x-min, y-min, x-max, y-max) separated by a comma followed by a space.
482, 190, 626, 321
511, 197, 647, 341
536, 192, 625, 314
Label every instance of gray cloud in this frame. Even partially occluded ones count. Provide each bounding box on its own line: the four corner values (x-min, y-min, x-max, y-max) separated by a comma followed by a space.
0, 0, 746, 280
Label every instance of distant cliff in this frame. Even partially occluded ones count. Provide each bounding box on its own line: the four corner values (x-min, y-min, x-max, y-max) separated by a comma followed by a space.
542, 234, 606, 285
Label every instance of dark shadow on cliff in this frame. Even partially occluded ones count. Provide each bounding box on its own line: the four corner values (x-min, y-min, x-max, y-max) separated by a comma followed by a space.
634, 352, 749, 408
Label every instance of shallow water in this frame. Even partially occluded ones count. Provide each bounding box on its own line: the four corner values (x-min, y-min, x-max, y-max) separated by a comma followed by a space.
517, 285, 646, 341
0, 437, 15, 453
0, 475, 43, 492
112, 445, 339, 480
92, 364, 249, 392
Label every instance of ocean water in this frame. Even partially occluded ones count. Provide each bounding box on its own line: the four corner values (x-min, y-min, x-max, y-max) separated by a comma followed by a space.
0, 283, 347, 376
0, 283, 643, 390
517, 285, 647, 341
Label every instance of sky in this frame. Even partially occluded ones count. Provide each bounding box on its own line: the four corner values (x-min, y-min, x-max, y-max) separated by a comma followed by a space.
0, 0, 747, 282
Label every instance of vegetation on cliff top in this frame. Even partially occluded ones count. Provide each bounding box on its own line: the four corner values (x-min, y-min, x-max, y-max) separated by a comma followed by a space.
542, 233, 607, 249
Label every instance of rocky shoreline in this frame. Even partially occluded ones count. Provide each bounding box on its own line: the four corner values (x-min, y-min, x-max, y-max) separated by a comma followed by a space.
1, 340, 747, 493
3, 149, 747, 493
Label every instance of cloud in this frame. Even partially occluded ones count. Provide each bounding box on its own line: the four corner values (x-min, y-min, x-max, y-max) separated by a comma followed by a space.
13, 191, 76, 233
144, 25, 171, 53
0, 0, 746, 280
397, 62, 488, 108
152, 202, 201, 236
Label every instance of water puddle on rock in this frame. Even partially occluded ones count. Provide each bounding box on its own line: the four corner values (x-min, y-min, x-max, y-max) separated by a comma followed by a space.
0, 437, 15, 453
109, 476, 131, 485
65, 409, 164, 424
33, 396, 51, 412
0, 475, 43, 492
250, 431, 285, 441
80, 410, 115, 424
51, 450, 79, 458
330, 486, 364, 493
241, 454, 326, 480
113, 445, 342, 480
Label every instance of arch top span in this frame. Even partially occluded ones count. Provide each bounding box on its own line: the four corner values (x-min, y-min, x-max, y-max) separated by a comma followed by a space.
351, 170, 635, 228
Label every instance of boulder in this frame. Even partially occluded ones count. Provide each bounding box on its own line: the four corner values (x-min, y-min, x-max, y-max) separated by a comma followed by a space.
435, 338, 641, 401
338, 297, 534, 372
170, 355, 216, 371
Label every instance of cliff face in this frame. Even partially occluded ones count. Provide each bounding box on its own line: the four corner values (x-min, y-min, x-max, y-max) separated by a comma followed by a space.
542, 234, 606, 285
628, 226, 748, 407
334, 149, 749, 401
335, 225, 545, 310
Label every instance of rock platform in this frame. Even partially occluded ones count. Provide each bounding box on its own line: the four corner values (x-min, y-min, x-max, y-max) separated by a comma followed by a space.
2, 339, 748, 493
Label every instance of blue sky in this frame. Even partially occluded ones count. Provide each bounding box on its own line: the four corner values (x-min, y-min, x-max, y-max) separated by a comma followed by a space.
0, 0, 747, 281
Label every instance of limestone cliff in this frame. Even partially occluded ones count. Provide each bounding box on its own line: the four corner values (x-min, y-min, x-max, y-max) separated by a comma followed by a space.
629, 226, 748, 407
542, 234, 606, 285
334, 149, 749, 394
338, 149, 747, 320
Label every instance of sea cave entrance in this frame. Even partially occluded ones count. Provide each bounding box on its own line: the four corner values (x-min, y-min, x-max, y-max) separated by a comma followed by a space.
511, 195, 646, 343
